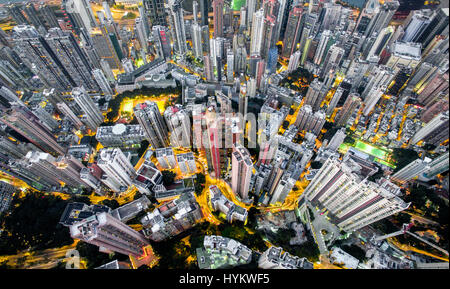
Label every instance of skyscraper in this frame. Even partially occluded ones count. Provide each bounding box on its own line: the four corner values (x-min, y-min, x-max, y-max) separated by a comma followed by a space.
72, 87, 104, 131
281, 5, 303, 59
391, 158, 431, 184
39, 4, 61, 29
45, 28, 98, 91
199, 0, 209, 26
7, 4, 28, 25
363, 85, 385, 116
152, 26, 172, 59
226, 49, 234, 82
250, 9, 265, 56
0, 104, 66, 156
191, 23, 203, 59
97, 147, 136, 193
22, 151, 87, 190
168, 0, 187, 56
62, 0, 97, 37
287, 50, 301, 73
92, 69, 114, 96
134, 101, 169, 149
326, 128, 346, 152
304, 78, 326, 111
143, 0, 168, 26
313, 30, 333, 65
364, 0, 399, 38
231, 144, 253, 201
90, 26, 122, 70
164, 105, 191, 148
212, 0, 224, 38
135, 17, 148, 53
23, 3, 45, 29
12, 25, 74, 92
70, 212, 150, 257
302, 157, 409, 232
410, 111, 449, 146
335, 93, 361, 127
424, 152, 450, 179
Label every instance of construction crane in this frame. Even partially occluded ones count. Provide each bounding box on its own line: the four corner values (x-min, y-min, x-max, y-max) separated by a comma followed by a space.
373, 223, 413, 242
372, 223, 449, 256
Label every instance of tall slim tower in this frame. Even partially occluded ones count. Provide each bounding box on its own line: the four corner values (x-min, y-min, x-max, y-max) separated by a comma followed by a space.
45, 28, 98, 91
191, 23, 203, 59
212, 0, 224, 38
168, 0, 187, 56
134, 101, 169, 149
199, 0, 209, 26
164, 105, 191, 148
281, 5, 303, 59
0, 104, 66, 156
92, 69, 113, 96
72, 87, 104, 131
12, 25, 74, 92
335, 93, 361, 127
97, 148, 136, 192
70, 212, 149, 257
231, 144, 253, 201
250, 9, 265, 56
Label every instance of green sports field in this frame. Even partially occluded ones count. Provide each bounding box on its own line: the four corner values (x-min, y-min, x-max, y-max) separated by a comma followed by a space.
354, 140, 389, 160
232, 0, 246, 10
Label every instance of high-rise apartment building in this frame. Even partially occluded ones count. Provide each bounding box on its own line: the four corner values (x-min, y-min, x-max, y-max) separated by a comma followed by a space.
164, 105, 191, 148
72, 87, 104, 131
231, 144, 253, 201
0, 104, 66, 156
143, 0, 167, 26
281, 5, 303, 59
92, 69, 114, 96
302, 157, 409, 232
168, 0, 187, 56
410, 111, 449, 146
134, 101, 169, 149
177, 153, 197, 175
70, 212, 150, 257
97, 148, 136, 193
335, 93, 361, 127
212, 0, 224, 38
155, 147, 177, 169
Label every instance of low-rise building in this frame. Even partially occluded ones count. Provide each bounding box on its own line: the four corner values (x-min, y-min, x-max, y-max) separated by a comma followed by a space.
140, 192, 202, 241
196, 235, 252, 269
209, 185, 248, 223
59, 202, 111, 227
329, 247, 360, 269
110, 195, 151, 223
0, 181, 15, 214
258, 246, 313, 269
96, 124, 146, 148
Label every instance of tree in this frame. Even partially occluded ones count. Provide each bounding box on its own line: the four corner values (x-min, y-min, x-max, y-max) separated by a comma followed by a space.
137, 140, 149, 157
100, 199, 120, 209
162, 171, 177, 187
310, 161, 322, 169
0, 193, 74, 255
341, 244, 367, 262
76, 241, 115, 269
344, 135, 355, 145
194, 173, 206, 196
422, 143, 436, 151
69, 195, 91, 205
391, 148, 419, 173
133, 191, 143, 201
